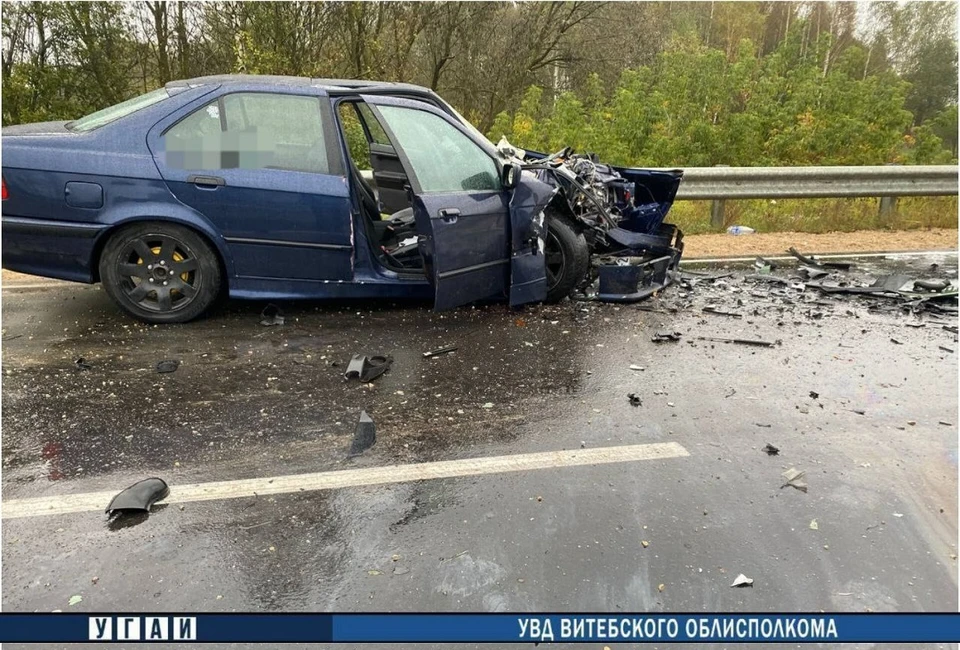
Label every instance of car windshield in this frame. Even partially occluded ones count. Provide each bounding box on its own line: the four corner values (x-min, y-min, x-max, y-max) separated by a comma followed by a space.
67, 88, 170, 132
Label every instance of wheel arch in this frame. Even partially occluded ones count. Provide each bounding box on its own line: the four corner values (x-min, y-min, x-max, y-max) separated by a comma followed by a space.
90, 212, 232, 285
545, 196, 582, 232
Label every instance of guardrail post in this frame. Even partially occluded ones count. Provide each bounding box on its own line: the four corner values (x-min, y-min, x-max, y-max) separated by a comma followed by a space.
709, 165, 728, 229
878, 195, 898, 220
710, 198, 726, 229
877, 163, 900, 225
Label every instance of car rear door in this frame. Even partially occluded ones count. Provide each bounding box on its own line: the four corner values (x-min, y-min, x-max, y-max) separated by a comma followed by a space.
147, 87, 353, 283
360, 95, 518, 310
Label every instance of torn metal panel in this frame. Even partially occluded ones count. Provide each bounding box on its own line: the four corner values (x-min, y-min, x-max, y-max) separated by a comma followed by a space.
497, 139, 685, 303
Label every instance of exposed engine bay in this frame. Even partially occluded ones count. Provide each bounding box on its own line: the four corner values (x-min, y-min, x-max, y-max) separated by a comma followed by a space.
497, 138, 686, 301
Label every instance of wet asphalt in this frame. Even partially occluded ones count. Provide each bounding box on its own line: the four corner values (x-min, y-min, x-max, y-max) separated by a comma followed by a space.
1, 252, 958, 650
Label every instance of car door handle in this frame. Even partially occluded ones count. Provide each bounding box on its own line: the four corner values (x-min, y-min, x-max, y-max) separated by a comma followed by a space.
187, 175, 225, 189
438, 208, 460, 223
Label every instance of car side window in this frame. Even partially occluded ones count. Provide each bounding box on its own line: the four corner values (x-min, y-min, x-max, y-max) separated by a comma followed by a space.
163, 92, 328, 174
374, 105, 500, 193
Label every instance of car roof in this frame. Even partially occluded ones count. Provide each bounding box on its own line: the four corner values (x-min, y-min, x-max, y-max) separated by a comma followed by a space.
165, 75, 435, 95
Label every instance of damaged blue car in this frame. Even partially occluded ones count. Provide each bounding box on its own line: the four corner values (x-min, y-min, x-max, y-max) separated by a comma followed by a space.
1, 75, 683, 323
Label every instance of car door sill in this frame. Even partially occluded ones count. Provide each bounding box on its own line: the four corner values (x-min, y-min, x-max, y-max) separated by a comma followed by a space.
223, 236, 352, 251
437, 259, 509, 280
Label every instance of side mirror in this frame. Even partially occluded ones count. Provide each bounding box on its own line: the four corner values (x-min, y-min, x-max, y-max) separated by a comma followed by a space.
501, 162, 522, 190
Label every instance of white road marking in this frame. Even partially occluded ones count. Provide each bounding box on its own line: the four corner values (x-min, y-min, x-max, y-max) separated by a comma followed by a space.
1, 442, 689, 519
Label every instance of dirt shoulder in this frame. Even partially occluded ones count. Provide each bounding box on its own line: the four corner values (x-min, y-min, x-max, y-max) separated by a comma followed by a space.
682, 228, 958, 259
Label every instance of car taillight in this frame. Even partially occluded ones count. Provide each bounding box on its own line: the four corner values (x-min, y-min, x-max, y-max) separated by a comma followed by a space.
1, 177, 7, 201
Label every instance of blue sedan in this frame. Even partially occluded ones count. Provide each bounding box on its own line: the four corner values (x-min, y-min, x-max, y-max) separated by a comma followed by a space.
2, 75, 682, 323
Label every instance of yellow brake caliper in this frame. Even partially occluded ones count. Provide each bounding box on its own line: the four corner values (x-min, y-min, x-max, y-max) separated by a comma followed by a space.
136, 247, 190, 296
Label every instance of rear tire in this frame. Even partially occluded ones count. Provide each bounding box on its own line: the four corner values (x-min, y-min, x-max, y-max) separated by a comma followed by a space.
544, 212, 589, 303
99, 222, 222, 324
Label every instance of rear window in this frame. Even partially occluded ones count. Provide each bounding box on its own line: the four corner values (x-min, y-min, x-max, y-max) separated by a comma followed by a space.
67, 88, 170, 132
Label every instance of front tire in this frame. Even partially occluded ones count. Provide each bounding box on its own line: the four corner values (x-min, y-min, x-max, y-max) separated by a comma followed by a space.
99, 222, 222, 324
544, 212, 589, 303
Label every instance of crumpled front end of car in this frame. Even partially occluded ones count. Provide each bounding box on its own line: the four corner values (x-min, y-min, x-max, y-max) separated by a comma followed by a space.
499, 138, 684, 302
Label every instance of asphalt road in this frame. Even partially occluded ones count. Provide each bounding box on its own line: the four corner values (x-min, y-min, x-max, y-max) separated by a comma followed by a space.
2, 252, 958, 649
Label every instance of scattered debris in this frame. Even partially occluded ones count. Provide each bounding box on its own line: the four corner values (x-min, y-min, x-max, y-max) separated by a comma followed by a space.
156, 359, 180, 374
627, 393, 642, 407
75, 357, 92, 371
809, 391, 819, 399
939, 421, 953, 426
780, 468, 808, 493
105, 477, 169, 515
890, 338, 903, 345
755, 423, 772, 428
754, 256, 777, 273
939, 345, 955, 353
422, 345, 458, 359
349, 410, 376, 456
914, 278, 951, 292
893, 512, 904, 518
849, 409, 866, 415
762, 443, 779, 456
657, 583, 665, 592
907, 420, 917, 426
482, 402, 494, 409
730, 574, 754, 588
809, 519, 819, 530
702, 306, 743, 319
744, 274, 790, 285
787, 247, 852, 270
641, 540, 649, 548
344, 354, 393, 383
259, 304, 285, 326
698, 336, 777, 348
394, 566, 410, 575
629, 364, 645, 371
68, 595, 83, 606
652, 331, 681, 343
798, 265, 829, 280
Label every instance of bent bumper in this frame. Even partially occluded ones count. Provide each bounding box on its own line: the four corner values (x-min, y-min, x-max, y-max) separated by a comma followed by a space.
595, 223, 684, 303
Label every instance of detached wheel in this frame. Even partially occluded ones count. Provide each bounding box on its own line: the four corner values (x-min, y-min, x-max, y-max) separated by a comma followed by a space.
99, 222, 222, 323
544, 212, 589, 303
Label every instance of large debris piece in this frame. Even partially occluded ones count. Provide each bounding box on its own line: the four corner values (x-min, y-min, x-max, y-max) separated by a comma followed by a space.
105, 478, 169, 515
344, 355, 393, 383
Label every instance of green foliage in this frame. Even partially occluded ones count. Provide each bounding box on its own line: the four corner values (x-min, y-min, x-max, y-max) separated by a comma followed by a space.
487, 26, 953, 167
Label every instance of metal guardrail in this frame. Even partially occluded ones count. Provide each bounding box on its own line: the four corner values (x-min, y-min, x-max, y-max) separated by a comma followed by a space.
362, 164, 957, 226
674, 165, 958, 200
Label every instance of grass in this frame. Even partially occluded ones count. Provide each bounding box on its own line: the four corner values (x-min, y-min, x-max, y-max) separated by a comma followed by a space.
668, 196, 959, 235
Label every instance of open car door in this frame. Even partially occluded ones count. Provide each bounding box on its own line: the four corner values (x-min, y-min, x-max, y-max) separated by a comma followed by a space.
362, 95, 549, 310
